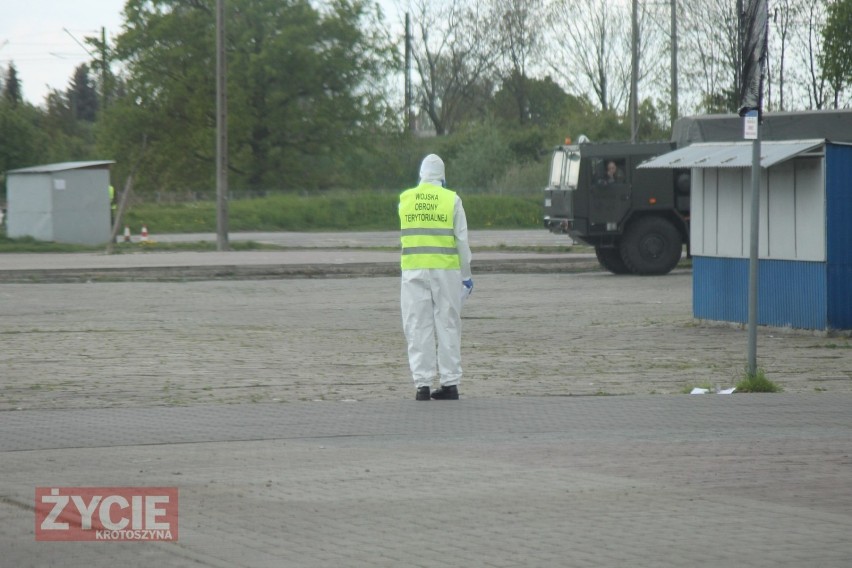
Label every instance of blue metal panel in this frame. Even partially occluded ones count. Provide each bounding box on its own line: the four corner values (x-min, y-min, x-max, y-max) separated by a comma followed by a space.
825, 144, 852, 329
694, 257, 828, 330
827, 264, 852, 330
693, 257, 747, 322
760, 260, 828, 329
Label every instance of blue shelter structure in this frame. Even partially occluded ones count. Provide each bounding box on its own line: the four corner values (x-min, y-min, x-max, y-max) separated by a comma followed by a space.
641, 139, 852, 332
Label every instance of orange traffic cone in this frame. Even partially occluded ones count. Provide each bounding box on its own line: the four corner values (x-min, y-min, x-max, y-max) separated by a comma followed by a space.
123, 225, 131, 243
140, 225, 149, 242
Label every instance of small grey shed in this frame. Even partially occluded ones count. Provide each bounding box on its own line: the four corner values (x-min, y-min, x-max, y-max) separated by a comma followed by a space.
5, 161, 114, 245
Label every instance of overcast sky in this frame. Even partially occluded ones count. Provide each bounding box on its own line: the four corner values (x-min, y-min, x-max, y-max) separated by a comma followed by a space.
0, 0, 404, 107
0, 0, 126, 105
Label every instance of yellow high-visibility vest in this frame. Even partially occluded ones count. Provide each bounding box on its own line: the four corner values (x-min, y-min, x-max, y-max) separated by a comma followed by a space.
399, 183, 460, 270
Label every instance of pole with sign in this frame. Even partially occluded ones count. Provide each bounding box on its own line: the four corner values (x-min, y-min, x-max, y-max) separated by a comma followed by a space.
744, 111, 760, 376
738, 0, 768, 377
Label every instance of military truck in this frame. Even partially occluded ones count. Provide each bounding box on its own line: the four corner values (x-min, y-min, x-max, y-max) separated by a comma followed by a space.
543, 110, 852, 275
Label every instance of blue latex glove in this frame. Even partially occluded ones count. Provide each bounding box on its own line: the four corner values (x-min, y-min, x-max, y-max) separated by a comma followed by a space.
462, 278, 473, 293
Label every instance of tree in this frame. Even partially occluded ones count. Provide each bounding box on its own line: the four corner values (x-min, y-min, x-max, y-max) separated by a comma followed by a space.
678, 0, 741, 114
227, 0, 395, 188
104, 0, 395, 192
546, 0, 666, 120
494, 0, 545, 125
804, 1, 831, 109
408, 0, 500, 135
3, 63, 22, 106
822, 0, 852, 107
0, 100, 50, 173
547, 0, 630, 112
768, 0, 797, 111
84, 31, 116, 109
68, 65, 99, 122
761, 0, 828, 111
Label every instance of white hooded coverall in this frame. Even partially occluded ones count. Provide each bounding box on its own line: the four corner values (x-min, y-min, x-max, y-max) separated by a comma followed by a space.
400, 155, 473, 389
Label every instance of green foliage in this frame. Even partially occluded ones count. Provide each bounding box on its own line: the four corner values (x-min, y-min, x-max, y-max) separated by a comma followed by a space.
0, 229, 277, 253
489, 160, 550, 196
68, 65, 99, 122
121, 192, 541, 233
636, 99, 670, 141
0, 100, 50, 175
104, 0, 396, 194
0, 1, 675, 205
821, 0, 852, 93
462, 194, 541, 228
736, 368, 781, 393
3, 63, 22, 106
440, 122, 514, 192
0, 234, 98, 253
700, 89, 739, 115
0, 68, 100, 183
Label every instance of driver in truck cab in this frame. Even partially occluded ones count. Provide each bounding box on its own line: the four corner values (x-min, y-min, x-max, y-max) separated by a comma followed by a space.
598, 160, 624, 185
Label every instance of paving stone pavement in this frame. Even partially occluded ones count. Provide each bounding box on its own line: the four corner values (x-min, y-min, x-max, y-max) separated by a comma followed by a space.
1, 271, 849, 410
1, 238, 851, 566
0, 230, 584, 283
2, 396, 851, 567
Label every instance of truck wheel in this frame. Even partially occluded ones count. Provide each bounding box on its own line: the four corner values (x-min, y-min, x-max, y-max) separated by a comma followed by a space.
620, 217, 683, 275
595, 246, 631, 274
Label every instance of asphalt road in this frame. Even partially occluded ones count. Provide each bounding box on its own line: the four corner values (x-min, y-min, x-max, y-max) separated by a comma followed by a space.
148, 229, 574, 248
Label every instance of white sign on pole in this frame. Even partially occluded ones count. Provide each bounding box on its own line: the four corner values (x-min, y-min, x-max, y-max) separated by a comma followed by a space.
744, 111, 758, 140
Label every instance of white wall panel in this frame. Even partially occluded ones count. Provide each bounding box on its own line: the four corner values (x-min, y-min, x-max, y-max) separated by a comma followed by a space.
691, 153, 826, 261
794, 158, 826, 261
702, 169, 718, 256
717, 169, 744, 256
691, 171, 705, 255
767, 162, 797, 258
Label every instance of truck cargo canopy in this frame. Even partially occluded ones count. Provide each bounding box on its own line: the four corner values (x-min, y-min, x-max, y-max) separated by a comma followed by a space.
638, 139, 827, 170
671, 110, 852, 146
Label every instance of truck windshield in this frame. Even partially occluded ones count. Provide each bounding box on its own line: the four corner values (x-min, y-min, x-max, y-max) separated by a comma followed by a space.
548, 148, 580, 190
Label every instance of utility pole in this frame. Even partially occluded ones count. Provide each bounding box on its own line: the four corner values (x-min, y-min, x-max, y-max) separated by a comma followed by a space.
216, 0, 229, 251
405, 13, 413, 133
670, 0, 678, 128
630, 0, 639, 143
736, 0, 744, 96
101, 27, 108, 109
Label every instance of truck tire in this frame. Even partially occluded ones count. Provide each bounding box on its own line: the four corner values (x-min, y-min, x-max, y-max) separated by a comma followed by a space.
595, 246, 631, 274
620, 217, 683, 275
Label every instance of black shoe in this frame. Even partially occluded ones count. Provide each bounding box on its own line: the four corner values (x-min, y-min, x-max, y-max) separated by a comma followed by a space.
430, 385, 459, 400
416, 386, 431, 401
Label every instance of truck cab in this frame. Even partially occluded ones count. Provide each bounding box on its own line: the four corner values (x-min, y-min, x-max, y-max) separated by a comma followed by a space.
545, 110, 852, 275
544, 140, 689, 275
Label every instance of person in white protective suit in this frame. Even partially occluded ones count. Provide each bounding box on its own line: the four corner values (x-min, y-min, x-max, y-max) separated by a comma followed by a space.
399, 154, 473, 401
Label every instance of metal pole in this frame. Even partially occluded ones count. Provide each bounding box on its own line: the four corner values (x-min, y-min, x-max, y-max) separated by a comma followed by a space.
405, 13, 413, 133
736, 0, 743, 96
101, 27, 108, 109
216, 0, 229, 251
630, 0, 639, 143
670, 0, 678, 127
746, 125, 761, 376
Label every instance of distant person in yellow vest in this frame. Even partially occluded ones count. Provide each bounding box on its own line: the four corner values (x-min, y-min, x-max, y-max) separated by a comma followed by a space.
399, 154, 473, 401
109, 184, 116, 226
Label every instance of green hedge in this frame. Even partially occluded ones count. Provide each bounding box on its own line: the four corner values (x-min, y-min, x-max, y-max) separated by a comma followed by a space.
123, 192, 542, 233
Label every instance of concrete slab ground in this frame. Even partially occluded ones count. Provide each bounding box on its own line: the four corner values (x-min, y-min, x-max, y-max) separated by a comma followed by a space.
1, 272, 848, 410
2, 396, 851, 567
1, 231, 851, 566
0, 230, 593, 282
